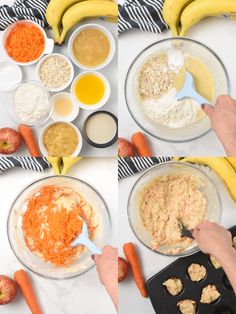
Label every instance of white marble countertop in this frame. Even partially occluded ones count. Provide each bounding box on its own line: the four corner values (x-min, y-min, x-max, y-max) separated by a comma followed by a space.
0, 0, 117, 157
118, 163, 236, 314
0, 157, 117, 314
118, 7, 236, 156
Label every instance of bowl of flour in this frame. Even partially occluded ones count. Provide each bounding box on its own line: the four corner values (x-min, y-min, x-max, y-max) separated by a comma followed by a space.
125, 38, 230, 142
7, 80, 52, 127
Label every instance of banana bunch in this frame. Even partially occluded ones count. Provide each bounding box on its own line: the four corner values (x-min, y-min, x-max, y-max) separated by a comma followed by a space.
47, 157, 84, 175
163, 0, 236, 36
46, 0, 118, 44
174, 157, 236, 202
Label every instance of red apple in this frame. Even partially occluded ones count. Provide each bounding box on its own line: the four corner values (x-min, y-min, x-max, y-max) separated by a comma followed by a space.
118, 257, 129, 282
0, 275, 17, 305
118, 138, 135, 157
0, 128, 22, 155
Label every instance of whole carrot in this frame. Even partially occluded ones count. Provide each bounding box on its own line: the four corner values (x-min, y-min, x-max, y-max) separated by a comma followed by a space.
131, 132, 152, 157
14, 269, 42, 314
18, 124, 41, 157
123, 242, 148, 298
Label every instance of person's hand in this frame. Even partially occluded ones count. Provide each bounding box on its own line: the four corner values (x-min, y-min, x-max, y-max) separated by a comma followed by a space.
202, 95, 236, 156
193, 221, 232, 259
93, 246, 118, 286
93, 246, 118, 310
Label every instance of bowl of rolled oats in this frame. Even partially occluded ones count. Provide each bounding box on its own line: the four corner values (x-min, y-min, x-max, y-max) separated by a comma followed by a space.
36, 53, 74, 92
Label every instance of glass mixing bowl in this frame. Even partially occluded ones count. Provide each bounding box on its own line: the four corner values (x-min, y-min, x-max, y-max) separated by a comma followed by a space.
7, 80, 53, 127
127, 161, 222, 257
7, 176, 111, 279
125, 37, 230, 142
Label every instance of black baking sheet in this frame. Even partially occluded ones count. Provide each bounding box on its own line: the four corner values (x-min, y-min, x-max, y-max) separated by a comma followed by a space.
146, 226, 236, 314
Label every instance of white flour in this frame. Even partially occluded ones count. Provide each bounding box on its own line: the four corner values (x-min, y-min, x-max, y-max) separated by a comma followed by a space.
14, 83, 50, 124
143, 89, 201, 128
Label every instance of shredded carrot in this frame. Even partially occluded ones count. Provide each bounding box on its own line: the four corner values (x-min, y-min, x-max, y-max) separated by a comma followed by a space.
5, 22, 45, 63
22, 185, 97, 266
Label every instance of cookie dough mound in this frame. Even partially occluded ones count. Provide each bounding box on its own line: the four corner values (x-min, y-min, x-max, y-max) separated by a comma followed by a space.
188, 263, 206, 282
232, 236, 236, 249
177, 299, 196, 314
210, 255, 221, 269
200, 285, 220, 304
163, 278, 183, 296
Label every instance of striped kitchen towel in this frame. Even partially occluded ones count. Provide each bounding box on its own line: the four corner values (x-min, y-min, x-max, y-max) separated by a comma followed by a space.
118, 0, 168, 34
118, 157, 171, 179
0, 157, 51, 173
0, 0, 49, 31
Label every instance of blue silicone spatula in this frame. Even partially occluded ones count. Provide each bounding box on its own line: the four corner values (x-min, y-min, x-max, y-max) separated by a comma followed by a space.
176, 71, 208, 105
71, 222, 101, 255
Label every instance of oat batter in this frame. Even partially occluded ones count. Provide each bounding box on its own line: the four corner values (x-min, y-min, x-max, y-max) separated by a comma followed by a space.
210, 255, 221, 269
188, 263, 206, 282
163, 278, 183, 296
138, 174, 207, 254
232, 236, 236, 249
200, 285, 220, 304
177, 299, 196, 314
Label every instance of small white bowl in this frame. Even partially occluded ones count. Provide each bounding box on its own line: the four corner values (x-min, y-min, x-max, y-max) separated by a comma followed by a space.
51, 92, 79, 122
68, 23, 116, 71
2, 20, 54, 66
36, 53, 74, 92
39, 121, 83, 157
71, 71, 110, 111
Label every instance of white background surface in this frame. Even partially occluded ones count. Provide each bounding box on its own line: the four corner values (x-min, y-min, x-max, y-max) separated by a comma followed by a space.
119, 8, 236, 156
0, 157, 118, 314
118, 163, 236, 314
0, 0, 118, 157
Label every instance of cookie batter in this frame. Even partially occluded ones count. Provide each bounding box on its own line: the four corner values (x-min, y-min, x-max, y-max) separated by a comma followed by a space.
188, 263, 206, 282
210, 255, 221, 269
232, 236, 236, 249
163, 278, 183, 296
177, 299, 196, 314
200, 285, 220, 304
138, 174, 207, 254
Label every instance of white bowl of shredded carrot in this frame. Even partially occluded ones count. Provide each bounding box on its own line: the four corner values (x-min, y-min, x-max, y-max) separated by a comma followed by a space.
7, 176, 111, 279
2, 20, 54, 66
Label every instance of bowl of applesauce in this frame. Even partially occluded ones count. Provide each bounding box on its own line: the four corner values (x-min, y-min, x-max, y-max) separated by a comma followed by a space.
68, 23, 116, 71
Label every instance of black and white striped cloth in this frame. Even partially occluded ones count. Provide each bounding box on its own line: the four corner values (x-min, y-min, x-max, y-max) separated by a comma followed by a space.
118, 0, 168, 34
0, 157, 51, 173
118, 157, 171, 179
0, 0, 49, 31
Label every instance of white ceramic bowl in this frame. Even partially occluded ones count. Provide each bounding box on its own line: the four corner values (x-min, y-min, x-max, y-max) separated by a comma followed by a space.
51, 92, 80, 122
36, 53, 75, 92
71, 71, 110, 111
68, 23, 116, 71
39, 121, 83, 156
2, 20, 54, 66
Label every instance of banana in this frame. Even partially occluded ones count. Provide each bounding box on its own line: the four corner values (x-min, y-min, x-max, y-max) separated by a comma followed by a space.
178, 157, 236, 202
226, 157, 236, 172
180, 0, 236, 36
162, 0, 195, 36
46, 0, 85, 43
61, 157, 83, 175
46, 157, 62, 174
59, 1, 118, 44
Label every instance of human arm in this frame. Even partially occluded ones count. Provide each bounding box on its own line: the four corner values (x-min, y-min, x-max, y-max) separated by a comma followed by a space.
202, 95, 236, 156
193, 221, 236, 293
93, 246, 118, 311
